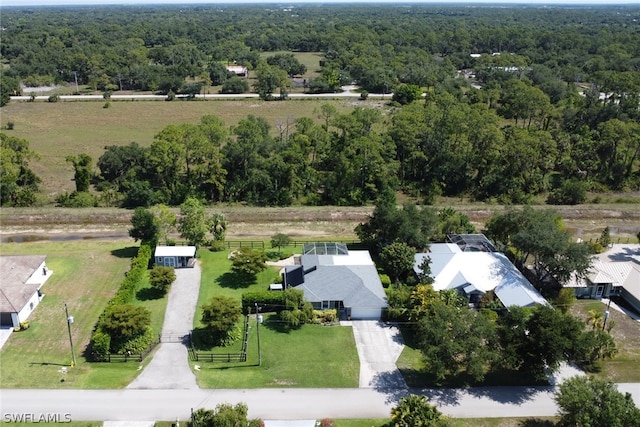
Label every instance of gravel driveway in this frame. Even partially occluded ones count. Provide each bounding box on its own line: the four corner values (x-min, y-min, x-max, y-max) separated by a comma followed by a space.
127, 264, 201, 389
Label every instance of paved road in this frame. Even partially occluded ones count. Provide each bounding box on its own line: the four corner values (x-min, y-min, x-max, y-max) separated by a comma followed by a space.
2, 384, 639, 422
127, 265, 201, 389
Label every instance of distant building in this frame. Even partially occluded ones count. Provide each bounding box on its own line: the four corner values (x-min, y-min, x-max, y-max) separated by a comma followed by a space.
0, 255, 53, 328
226, 65, 248, 77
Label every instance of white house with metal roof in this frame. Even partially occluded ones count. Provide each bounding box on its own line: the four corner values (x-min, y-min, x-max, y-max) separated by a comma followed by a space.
283, 243, 388, 320
154, 246, 197, 268
0, 255, 53, 328
413, 236, 547, 308
566, 244, 640, 312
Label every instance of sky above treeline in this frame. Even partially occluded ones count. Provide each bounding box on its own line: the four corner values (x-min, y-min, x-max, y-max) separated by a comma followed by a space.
2, 0, 639, 7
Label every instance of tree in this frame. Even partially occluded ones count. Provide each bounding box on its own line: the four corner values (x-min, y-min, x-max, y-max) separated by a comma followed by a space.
66, 153, 93, 192
270, 233, 291, 254
230, 247, 268, 277
392, 84, 423, 105
416, 301, 497, 383
210, 212, 227, 242
129, 207, 159, 243
555, 376, 640, 427
266, 53, 307, 77
221, 76, 249, 94
101, 304, 151, 347
148, 266, 176, 295
253, 62, 290, 100
188, 403, 263, 427
201, 296, 243, 346
484, 206, 592, 285
279, 288, 314, 328
150, 204, 176, 245
0, 74, 20, 107
178, 197, 209, 247
0, 133, 41, 206
390, 394, 451, 427
379, 241, 415, 283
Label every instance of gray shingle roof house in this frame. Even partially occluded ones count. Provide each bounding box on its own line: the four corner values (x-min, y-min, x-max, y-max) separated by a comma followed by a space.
283, 243, 388, 320
0, 255, 53, 328
413, 235, 547, 308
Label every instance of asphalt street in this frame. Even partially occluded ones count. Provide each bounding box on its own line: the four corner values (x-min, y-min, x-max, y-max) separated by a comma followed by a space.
2, 384, 639, 422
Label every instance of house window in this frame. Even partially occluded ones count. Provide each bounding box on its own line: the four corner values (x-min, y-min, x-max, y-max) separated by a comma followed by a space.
322, 301, 329, 309
30, 302, 34, 310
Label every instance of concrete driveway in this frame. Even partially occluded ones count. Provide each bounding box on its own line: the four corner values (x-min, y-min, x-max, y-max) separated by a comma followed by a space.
127, 265, 201, 389
349, 320, 407, 389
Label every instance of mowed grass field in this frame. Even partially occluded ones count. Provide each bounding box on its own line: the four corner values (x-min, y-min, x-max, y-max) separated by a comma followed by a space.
0, 98, 361, 197
0, 239, 167, 389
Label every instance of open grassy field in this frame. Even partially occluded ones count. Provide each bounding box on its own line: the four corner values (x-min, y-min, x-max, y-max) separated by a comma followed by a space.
0, 239, 168, 389
0, 98, 361, 197
191, 247, 360, 388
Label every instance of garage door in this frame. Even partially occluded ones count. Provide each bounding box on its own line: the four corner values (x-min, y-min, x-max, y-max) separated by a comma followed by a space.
0, 312, 15, 327
350, 307, 381, 320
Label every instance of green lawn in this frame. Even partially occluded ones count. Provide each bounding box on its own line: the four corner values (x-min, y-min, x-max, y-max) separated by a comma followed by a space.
191, 247, 360, 388
0, 239, 167, 388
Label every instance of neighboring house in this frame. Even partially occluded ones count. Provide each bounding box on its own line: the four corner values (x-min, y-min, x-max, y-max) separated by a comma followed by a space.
283, 243, 388, 320
226, 65, 248, 77
565, 244, 640, 312
413, 234, 547, 308
154, 246, 196, 268
0, 255, 53, 328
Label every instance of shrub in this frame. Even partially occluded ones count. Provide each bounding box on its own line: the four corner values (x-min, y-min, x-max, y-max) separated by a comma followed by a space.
118, 326, 156, 354
6, 121, 14, 130
359, 90, 369, 100
103, 102, 111, 109
210, 240, 226, 252
547, 180, 587, 205
90, 330, 111, 357
242, 291, 285, 313
319, 419, 336, 427
379, 274, 391, 288
149, 265, 176, 295
166, 90, 176, 101
47, 94, 60, 103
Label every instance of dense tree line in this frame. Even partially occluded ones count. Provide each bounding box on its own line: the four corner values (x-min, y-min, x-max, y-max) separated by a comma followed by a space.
1, 4, 640, 96
1, 4, 640, 207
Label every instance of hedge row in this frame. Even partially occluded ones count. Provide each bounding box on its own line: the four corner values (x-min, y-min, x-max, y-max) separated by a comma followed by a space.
108, 244, 152, 306
241, 290, 286, 314
89, 243, 152, 359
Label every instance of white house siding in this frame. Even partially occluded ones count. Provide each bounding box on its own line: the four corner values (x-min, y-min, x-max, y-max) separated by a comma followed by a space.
17, 290, 41, 326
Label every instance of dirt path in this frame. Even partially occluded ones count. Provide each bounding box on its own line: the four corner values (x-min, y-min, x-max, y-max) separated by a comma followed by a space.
1, 205, 639, 241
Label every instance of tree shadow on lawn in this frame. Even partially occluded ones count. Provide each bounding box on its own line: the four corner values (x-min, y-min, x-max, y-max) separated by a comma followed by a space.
215, 271, 256, 289
260, 313, 296, 334
136, 286, 165, 301
110, 246, 139, 258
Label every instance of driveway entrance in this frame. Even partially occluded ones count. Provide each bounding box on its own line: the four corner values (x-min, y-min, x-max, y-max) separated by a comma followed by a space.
349, 320, 407, 389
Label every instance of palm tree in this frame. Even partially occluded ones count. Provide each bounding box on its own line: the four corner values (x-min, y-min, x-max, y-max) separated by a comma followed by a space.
586, 309, 604, 330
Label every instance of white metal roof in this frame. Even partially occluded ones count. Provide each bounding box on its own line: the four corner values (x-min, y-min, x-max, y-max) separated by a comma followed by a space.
154, 246, 196, 257
414, 244, 547, 308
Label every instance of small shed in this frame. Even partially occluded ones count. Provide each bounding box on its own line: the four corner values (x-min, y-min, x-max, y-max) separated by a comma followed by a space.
154, 246, 196, 268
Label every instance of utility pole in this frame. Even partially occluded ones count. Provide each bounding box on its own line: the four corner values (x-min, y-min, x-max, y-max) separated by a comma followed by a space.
602, 297, 612, 331
64, 303, 77, 367
255, 303, 262, 366
73, 71, 79, 94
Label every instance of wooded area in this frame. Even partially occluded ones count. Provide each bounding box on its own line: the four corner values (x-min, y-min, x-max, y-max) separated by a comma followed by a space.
1, 4, 639, 207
